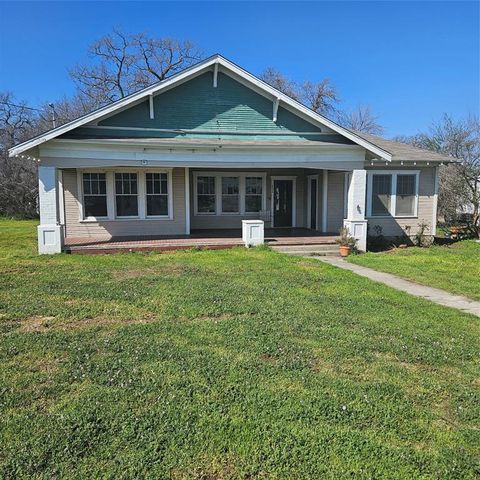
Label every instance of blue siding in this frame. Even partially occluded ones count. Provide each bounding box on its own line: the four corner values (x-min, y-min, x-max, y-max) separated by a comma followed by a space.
98, 72, 322, 134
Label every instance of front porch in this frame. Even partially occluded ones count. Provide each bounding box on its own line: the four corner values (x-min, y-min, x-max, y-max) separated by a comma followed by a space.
64, 228, 339, 254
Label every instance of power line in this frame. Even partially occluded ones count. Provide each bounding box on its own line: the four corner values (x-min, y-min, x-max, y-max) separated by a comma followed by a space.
0, 101, 46, 113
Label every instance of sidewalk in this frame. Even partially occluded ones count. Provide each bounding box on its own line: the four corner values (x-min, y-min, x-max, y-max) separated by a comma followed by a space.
314, 256, 480, 317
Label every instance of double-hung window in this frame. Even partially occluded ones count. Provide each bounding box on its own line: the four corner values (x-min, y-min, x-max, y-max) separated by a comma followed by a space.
146, 172, 169, 216
197, 176, 216, 214
115, 172, 138, 217
371, 174, 392, 216
82, 173, 107, 218
221, 177, 240, 213
395, 174, 417, 216
245, 177, 263, 213
368, 171, 419, 217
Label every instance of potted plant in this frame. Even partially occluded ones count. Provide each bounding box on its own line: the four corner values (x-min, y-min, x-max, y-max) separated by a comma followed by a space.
336, 227, 357, 257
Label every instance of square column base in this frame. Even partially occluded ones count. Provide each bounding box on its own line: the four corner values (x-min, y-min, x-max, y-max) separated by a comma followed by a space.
343, 219, 368, 252
242, 220, 264, 247
38, 224, 64, 254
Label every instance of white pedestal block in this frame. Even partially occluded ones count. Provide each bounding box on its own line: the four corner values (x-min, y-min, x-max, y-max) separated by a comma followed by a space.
242, 220, 264, 247
343, 219, 368, 252
38, 224, 63, 254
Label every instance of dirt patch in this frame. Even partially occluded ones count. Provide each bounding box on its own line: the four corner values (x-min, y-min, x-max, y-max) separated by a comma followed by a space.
310, 357, 337, 375
14, 314, 158, 334
297, 260, 323, 270
373, 351, 428, 374
196, 313, 235, 322
259, 353, 278, 365
18, 316, 55, 333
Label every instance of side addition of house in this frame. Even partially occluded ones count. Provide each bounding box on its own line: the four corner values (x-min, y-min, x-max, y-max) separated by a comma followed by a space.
9, 55, 452, 254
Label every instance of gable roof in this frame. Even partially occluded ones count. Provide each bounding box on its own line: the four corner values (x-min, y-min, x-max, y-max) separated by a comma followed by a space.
352, 131, 455, 163
9, 54, 393, 160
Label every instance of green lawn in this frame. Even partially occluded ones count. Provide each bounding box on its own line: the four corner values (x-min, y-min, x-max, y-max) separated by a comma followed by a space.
348, 241, 480, 301
0, 219, 479, 479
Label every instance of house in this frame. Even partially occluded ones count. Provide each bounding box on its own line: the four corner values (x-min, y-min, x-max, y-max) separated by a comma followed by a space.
9, 55, 453, 254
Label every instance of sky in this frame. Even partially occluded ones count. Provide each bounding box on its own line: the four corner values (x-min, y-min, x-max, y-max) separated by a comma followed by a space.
0, 0, 478, 137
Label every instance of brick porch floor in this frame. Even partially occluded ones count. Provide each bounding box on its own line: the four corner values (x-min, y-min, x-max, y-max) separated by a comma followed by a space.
64, 228, 339, 254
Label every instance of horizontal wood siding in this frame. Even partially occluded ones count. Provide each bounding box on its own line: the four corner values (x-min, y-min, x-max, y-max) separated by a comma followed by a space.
327, 171, 345, 233
99, 72, 322, 137
366, 167, 436, 237
63, 168, 186, 238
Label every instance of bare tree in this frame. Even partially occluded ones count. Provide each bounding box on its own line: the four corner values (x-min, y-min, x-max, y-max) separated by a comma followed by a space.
300, 79, 339, 116
260, 68, 299, 100
396, 114, 480, 236
71, 28, 202, 106
0, 93, 39, 217
260, 68, 339, 115
336, 105, 384, 135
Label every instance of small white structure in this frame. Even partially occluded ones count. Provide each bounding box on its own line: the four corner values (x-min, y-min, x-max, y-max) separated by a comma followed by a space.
343, 169, 368, 252
38, 166, 63, 254
242, 220, 264, 247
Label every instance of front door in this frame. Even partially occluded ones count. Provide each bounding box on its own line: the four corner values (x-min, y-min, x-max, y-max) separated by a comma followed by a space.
273, 179, 293, 227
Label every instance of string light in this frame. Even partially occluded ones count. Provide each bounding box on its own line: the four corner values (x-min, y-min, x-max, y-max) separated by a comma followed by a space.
15, 154, 41, 163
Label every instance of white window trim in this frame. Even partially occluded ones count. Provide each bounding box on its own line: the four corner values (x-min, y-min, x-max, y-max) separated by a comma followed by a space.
271, 175, 297, 228
77, 170, 110, 222
220, 175, 241, 215
114, 171, 141, 219
144, 170, 173, 219
77, 168, 173, 222
367, 170, 420, 218
193, 171, 267, 216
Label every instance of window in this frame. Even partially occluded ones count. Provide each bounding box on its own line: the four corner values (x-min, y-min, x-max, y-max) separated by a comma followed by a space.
194, 172, 267, 215
245, 177, 263, 213
371, 174, 392, 216
197, 176, 216, 213
146, 172, 168, 216
82, 173, 107, 218
396, 174, 416, 216
115, 172, 138, 217
368, 171, 419, 217
221, 177, 240, 213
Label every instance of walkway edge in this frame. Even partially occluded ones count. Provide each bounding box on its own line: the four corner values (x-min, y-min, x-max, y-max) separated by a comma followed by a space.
313, 256, 480, 318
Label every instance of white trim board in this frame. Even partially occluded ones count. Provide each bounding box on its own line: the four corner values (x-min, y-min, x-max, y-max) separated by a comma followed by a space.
9, 55, 392, 161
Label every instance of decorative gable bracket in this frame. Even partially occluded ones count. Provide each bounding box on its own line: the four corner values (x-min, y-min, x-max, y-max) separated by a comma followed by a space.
272, 98, 280, 123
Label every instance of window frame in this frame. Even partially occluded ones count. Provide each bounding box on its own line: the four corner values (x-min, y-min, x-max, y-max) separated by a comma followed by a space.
80, 172, 109, 221
114, 172, 140, 219
193, 172, 267, 216
144, 171, 173, 219
77, 168, 173, 222
244, 176, 265, 214
367, 170, 420, 218
221, 176, 241, 215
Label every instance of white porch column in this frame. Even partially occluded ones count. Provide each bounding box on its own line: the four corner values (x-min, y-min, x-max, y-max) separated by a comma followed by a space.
343, 168, 368, 252
37, 165, 63, 254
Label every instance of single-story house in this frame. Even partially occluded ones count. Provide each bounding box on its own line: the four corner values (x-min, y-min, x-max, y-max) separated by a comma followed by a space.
9, 54, 453, 254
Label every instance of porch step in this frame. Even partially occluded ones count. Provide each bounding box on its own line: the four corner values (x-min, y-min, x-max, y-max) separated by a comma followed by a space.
271, 244, 340, 257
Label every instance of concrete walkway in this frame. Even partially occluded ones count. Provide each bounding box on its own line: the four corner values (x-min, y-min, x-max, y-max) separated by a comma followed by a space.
314, 256, 480, 317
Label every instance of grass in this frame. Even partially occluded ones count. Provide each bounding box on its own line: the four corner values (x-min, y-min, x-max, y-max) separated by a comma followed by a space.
348, 241, 480, 301
0, 218, 479, 479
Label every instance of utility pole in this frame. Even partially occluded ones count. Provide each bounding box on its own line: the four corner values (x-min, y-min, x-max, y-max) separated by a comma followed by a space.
48, 103, 56, 129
